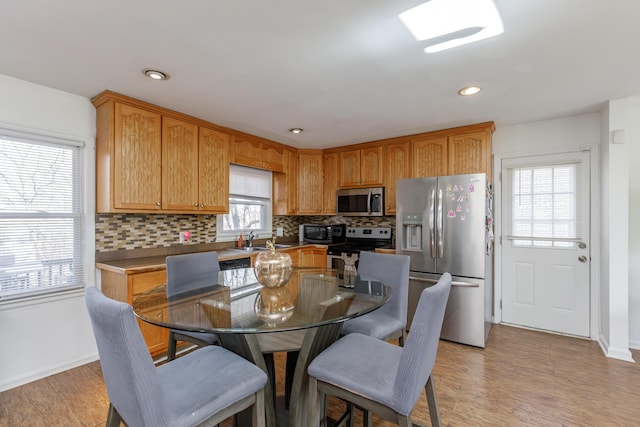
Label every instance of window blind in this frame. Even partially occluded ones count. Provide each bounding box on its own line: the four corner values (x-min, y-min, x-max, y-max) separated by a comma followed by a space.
510, 162, 581, 248
0, 132, 84, 300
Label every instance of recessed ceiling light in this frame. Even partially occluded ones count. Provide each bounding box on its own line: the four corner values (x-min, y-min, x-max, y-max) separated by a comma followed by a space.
289, 128, 304, 134
458, 86, 481, 96
143, 69, 169, 80
399, 0, 503, 53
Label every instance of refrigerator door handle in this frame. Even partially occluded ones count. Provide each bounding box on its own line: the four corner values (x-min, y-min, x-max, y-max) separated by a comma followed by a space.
437, 188, 444, 258
409, 276, 480, 288
429, 189, 435, 257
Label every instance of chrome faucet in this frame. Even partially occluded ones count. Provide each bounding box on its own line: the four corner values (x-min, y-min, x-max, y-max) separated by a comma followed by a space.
247, 230, 256, 247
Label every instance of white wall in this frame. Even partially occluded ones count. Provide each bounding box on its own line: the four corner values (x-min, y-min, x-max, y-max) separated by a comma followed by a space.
628, 97, 640, 349
492, 111, 635, 360
0, 74, 98, 391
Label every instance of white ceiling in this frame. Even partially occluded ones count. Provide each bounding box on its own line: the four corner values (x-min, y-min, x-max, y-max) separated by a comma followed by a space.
2, 0, 640, 149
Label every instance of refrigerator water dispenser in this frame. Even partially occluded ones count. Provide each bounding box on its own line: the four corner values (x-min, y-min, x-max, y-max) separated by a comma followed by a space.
401, 214, 423, 251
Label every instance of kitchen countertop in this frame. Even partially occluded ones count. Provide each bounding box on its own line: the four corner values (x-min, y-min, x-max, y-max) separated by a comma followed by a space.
95, 242, 327, 275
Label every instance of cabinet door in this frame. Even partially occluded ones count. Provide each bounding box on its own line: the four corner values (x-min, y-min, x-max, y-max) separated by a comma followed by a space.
113, 103, 162, 210
359, 146, 383, 186
162, 117, 199, 211
199, 127, 231, 212
299, 247, 327, 267
287, 150, 298, 214
412, 136, 448, 177
297, 152, 323, 214
323, 152, 338, 214
447, 131, 491, 178
338, 149, 361, 187
383, 142, 411, 215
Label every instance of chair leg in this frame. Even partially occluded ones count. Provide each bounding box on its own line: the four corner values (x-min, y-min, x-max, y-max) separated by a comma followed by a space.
398, 329, 407, 347
362, 408, 372, 427
308, 375, 322, 426
252, 388, 266, 427
167, 331, 177, 361
425, 375, 441, 427
106, 403, 122, 427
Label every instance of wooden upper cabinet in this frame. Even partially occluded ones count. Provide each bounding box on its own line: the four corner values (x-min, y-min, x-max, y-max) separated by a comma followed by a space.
383, 142, 411, 215
198, 127, 231, 213
161, 117, 199, 211
273, 149, 298, 215
112, 102, 163, 211
297, 151, 323, 214
338, 145, 382, 187
412, 136, 448, 177
323, 152, 338, 214
412, 123, 493, 179
447, 131, 491, 178
233, 138, 285, 173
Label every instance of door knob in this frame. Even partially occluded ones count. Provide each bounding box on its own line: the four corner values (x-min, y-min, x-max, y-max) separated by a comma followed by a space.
578, 242, 587, 249
578, 255, 587, 263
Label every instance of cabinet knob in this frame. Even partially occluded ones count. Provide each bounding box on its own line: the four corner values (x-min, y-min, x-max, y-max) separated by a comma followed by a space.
200, 204, 205, 208
156, 201, 161, 206
194, 203, 199, 207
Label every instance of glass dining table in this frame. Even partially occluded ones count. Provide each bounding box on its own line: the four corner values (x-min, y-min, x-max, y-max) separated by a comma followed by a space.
132, 267, 391, 427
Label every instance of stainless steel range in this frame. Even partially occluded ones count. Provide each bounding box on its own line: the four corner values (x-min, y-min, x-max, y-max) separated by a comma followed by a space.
326, 226, 393, 275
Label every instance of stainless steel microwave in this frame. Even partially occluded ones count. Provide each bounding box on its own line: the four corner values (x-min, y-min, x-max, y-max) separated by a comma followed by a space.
302, 223, 346, 244
336, 187, 385, 216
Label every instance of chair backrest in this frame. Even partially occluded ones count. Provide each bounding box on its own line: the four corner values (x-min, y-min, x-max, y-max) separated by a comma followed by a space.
85, 287, 167, 426
357, 251, 410, 325
166, 251, 220, 297
392, 272, 452, 415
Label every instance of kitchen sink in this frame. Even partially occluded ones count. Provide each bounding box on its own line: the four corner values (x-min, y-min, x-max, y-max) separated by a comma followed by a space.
234, 246, 268, 252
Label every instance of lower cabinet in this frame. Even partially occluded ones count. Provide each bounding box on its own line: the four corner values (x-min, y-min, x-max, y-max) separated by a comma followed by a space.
299, 247, 327, 268
99, 268, 169, 357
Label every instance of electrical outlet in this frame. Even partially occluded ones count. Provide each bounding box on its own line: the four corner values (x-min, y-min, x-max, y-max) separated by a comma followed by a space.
179, 231, 186, 244
276, 227, 284, 237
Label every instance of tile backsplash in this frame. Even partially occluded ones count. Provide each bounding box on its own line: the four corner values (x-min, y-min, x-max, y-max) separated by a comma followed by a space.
96, 213, 396, 257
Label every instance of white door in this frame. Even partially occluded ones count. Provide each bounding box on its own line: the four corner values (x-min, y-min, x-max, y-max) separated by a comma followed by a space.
501, 151, 590, 337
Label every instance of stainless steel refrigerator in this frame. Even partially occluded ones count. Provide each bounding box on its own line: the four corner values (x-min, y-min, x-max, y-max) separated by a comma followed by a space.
396, 173, 493, 347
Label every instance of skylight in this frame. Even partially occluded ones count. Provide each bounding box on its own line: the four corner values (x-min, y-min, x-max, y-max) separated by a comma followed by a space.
398, 0, 503, 53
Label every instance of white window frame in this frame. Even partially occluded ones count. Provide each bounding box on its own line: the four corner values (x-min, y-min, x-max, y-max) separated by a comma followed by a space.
0, 127, 86, 302
216, 164, 273, 242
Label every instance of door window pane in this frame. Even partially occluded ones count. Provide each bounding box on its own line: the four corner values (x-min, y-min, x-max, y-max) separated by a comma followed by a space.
511, 163, 580, 248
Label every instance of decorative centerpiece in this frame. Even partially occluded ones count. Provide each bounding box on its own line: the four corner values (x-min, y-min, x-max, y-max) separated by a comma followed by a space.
253, 239, 293, 288
254, 287, 295, 326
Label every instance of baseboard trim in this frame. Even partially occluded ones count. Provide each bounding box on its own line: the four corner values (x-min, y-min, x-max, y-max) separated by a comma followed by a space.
0, 352, 99, 392
598, 334, 635, 362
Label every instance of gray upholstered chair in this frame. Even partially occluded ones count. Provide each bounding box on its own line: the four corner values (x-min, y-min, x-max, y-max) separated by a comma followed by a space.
308, 273, 452, 427
85, 287, 267, 427
166, 251, 220, 360
342, 251, 410, 346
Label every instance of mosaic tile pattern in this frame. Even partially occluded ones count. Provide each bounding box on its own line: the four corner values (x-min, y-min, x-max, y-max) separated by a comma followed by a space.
96, 214, 396, 253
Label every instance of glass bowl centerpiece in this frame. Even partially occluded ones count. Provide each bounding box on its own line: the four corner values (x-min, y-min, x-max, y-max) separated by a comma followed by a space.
253, 239, 293, 288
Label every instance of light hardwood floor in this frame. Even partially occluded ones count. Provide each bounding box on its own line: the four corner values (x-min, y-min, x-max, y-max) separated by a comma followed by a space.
1, 324, 639, 426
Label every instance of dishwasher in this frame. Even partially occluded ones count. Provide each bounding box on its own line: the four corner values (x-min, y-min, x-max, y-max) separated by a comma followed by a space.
219, 257, 251, 270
